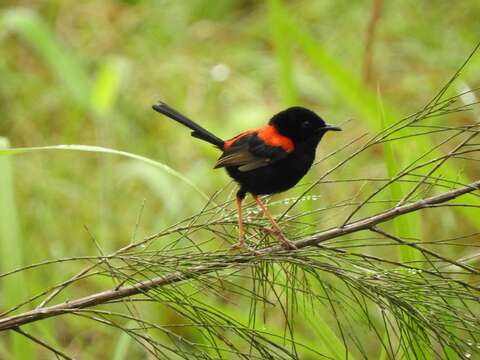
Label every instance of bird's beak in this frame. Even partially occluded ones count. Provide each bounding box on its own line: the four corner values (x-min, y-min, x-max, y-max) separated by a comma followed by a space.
324, 124, 342, 132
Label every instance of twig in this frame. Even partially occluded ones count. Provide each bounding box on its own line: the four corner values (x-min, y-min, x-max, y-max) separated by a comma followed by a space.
370, 227, 480, 275
13, 327, 72, 359
0, 179, 478, 332
397, 131, 478, 206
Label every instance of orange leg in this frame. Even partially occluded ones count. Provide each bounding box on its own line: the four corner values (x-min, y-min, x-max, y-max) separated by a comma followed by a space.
253, 195, 297, 249
230, 194, 245, 250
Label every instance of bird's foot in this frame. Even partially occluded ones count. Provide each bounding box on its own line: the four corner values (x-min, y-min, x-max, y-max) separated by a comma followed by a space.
278, 236, 297, 250
230, 240, 261, 255
230, 241, 245, 251
260, 227, 277, 235
261, 227, 297, 250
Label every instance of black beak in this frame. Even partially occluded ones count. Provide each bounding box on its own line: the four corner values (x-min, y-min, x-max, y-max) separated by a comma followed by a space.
324, 123, 342, 132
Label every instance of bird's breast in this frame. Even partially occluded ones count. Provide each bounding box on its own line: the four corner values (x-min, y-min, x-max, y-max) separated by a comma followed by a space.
225, 147, 316, 195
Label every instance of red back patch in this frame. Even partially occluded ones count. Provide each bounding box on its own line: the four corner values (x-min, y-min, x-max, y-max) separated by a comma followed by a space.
257, 125, 294, 152
223, 125, 294, 153
223, 130, 256, 150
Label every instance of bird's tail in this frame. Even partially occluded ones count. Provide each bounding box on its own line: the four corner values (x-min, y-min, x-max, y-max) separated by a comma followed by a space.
152, 102, 224, 149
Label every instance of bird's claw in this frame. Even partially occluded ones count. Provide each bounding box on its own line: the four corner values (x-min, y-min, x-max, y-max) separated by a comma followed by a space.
230, 241, 244, 251
230, 241, 261, 255
260, 227, 277, 235
280, 238, 297, 250
260, 227, 297, 250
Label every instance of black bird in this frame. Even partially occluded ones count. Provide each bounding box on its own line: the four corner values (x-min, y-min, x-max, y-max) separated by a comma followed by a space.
152, 102, 341, 250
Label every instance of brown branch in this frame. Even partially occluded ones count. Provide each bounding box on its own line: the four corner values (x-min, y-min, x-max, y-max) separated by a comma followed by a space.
0, 180, 478, 332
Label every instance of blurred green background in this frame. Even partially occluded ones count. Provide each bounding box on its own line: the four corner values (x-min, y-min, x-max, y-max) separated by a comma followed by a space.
1, 0, 480, 358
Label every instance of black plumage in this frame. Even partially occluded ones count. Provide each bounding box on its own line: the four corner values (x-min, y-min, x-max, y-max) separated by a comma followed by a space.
152, 102, 341, 250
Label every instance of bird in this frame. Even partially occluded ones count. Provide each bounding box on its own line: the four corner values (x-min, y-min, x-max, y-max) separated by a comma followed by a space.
152, 102, 341, 250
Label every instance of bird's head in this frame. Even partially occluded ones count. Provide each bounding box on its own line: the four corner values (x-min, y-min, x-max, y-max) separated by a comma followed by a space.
269, 106, 341, 144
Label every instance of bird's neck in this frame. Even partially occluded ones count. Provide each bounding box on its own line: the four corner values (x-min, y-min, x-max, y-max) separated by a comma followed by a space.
294, 134, 323, 152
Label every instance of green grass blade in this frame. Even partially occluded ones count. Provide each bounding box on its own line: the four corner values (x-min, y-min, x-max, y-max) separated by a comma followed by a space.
112, 321, 134, 360
1, 8, 91, 110
377, 91, 419, 263
0, 144, 210, 201
379, 97, 431, 360
91, 57, 129, 117
89, 56, 130, 246
0, 137, 33, 358
268, 0, 298, 106
308, 316, 355, 360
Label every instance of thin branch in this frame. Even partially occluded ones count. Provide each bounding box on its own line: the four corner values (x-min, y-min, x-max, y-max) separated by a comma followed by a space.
370, 227, 480, 275
13, 327, 72, 360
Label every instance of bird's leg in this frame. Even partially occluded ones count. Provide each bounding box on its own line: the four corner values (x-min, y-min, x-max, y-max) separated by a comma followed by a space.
253, 195, 297, 250
230, 193, 246, 250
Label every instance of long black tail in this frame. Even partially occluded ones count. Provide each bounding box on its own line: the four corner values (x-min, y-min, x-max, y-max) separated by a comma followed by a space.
152, 102, 224, 149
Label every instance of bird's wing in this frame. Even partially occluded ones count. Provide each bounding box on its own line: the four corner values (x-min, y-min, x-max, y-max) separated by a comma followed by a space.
214, 133, 290, 172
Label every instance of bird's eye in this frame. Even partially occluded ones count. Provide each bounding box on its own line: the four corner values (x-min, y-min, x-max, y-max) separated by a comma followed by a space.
301, 121, 311, 129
